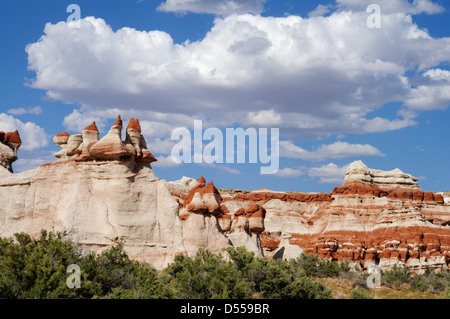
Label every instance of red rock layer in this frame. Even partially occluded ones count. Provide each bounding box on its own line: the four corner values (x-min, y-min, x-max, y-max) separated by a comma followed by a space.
179, 177, 225, 219
55, 132, 70, 137
260, 231, 281, 250
182, 177, 223, 210
222, 191, 332, 204
127, 118, 141, 132
285, 227, 450, 266
113, 115, 122, 127
221, 179, 449, 271
4, 130, 21, 145
83, 122, 99, 132
333, 181, 444, 203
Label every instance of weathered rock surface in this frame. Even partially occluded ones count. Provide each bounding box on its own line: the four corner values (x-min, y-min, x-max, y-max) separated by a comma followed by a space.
52, 116, 157, 164
222, 160, 450, 273
0, 159, 186, 270
0, 130, 21, 173
175, 177, 230, 257
344, 160, 419, 185
170, 177, 266, 258
0, 118, 184, 270
1, 125, 449, 275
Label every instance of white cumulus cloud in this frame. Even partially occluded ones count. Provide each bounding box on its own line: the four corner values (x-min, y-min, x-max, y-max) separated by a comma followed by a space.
7, 106, 43, 116
275, 167, 304, 178
280, 140, 385, 161
152, 155, 183, 168
157, 0, 266, 15
25, 4, 450, 147
308, 162, 350, 184
0, 113, 48, 151
405, 69, 450, 110
336, 0, 444, 15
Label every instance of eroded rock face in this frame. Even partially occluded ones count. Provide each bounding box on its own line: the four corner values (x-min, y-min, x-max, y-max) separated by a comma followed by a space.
0, 159, 185, 270
0, 130, 21, 173
222, 161, 450, 273
52, 116, 157, 164
0, 118, 192, 270
0, 120, 268, 270
2, 133, 449, 274
170, 177, 266, 258
344, 160, 419, 185
176, 177, 233, 257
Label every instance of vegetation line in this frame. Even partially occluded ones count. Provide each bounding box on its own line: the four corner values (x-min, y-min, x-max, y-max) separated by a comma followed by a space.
0, 231, 449, 299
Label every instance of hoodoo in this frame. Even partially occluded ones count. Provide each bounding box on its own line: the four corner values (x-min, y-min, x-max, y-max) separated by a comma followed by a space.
0, 130, 21, 173
0, 123, 449, 274
0, 117, 178, 270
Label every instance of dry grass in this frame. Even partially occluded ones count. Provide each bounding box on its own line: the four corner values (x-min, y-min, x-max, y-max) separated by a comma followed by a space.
316, 277, 447, 299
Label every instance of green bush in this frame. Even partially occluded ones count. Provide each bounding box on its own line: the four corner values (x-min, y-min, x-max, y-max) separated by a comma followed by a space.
382, 265, 412, 288
380, 265, 450, 294
0, 231, 172, 299
258, 259, 332, 299
6, 232, 413, 300
165, 248, 251, 299
441, 289, 450, 299
339, 269, 370, 289
291, 253, 350, 278
225, 247, 332, 299
409, 275, 429, 292
0, 231, 81, 299
349, 287, 372, 299
225, 246, 267, 293
409, 269, 450, 294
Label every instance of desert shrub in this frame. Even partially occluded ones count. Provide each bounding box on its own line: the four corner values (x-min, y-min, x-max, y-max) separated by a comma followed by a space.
441, 289, 450, 299
428, 270, 450, 293
87, 248, 174, 299
225, 246, 268, 293
0, 231, 82, 299
105, 263, 174, 299
257, 258, 332, 299
0, 231, 172, 299
409, 275, 429, 292
291, 253, 349, 278
165, 248, 251, 299
225, 247, 333, 299
339, 270, 370, 289
409, 269, 450, 294
382, 265, 412, 288
349, 287, 372, 299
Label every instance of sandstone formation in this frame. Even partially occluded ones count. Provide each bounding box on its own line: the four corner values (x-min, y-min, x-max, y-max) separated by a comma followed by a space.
171, 176, 265, 258
272, 233, 304, 261
1, 123, 449, 274
344, 160, 419, 185
52, 116, 157, 164
0, 130, 21, 173
221, 160, 450, 273
0, 118, 176, 270
176, 177, 230, 257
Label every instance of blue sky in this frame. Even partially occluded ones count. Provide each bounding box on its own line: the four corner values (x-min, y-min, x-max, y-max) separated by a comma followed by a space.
1, 0, 449, 193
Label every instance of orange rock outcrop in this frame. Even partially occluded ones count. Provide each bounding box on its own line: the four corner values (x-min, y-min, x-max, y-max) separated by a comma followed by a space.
51, 115, 157, 164
0, 130, 21, 172
219, 161, 450, 273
